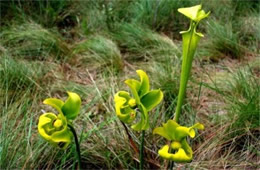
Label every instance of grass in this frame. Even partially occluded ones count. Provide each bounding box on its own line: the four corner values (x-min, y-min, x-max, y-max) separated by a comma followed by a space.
225, 66, 259, 134
72, 35, 123, 71
213, 65, 259, 133
0, 0, 259, 169
191, 63, 260, 168
1, 21, 70, 61
0, 54, 47, 92
0, 0, 76, 28
205, 19, 244, 60
125, 0, 194, 33
0, 90, 48, 169
112, 23, 180, 62
235, 11, 260, 52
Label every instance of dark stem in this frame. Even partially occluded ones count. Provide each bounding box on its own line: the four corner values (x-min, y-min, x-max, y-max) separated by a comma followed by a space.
121, 122, 139, 154
68, 124, 82, 170
169, 161, 175, 170
139, 130, 145, 170
121, 122, 160, 169
166, 142, 175, 170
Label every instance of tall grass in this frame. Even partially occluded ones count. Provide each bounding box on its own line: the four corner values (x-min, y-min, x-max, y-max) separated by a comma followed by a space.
72, 35, 123, 71
1, 21, 70, 61
0, 0, 76, 28
235, 11, 260, 52
148, 57, 180, 121
225, 67, 259, 134
0, 54, 46, 92
0, 59, 55, 168
205, 19, 244, 60
80, 0, 194, 35
123, 0, 197, 34
232, 0, 260, 16
195, 64, 260, 168
80, 1, 108, 34
112, 23, 180, 62
1, 93, 45, 169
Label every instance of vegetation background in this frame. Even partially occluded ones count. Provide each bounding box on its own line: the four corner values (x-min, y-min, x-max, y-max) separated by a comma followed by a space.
0, 0, 259, 169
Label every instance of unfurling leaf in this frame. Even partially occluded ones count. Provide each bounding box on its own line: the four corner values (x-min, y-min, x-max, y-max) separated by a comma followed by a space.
44, 92, 81, 120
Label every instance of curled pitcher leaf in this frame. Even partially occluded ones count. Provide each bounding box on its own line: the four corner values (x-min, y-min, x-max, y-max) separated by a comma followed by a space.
114, 70, 163, 131
38, 112, 72, 149
44, 91, 81, 120
153, 120, 204, 163
114, 91, 136, 124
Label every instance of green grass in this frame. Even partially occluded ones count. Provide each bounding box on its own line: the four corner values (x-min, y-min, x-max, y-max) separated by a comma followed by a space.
0, 0, 76, 28
235, 11, 260, 52
125, 0, 194, 33
112, 23, 180, 62
226, 66, 259, 134
195, 64, 260, 168
232, 0, 260, 16
147, 58, 180, 121
205, 19, 244, 60
0, 0, 259, 169
79, 0, 111, 34
72, 35, 123, 71
1, 21, 70, 61
208, 64, 259, 134
0, 90, 49, 169
0, 54, 46, 92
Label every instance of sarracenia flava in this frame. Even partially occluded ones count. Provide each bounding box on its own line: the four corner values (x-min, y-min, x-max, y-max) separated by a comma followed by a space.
114, 69, 163, 169
153, 4, 210, 163
114, 69, 163, 131
38, 92, 81, 149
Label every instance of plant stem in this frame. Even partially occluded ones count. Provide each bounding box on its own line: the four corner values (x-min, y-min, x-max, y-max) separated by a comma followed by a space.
167, 145, 175, 170
68, 124, 82, 170
169, 160, 175, 170
121, 122, 139, 154
139, 130, 145, 170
